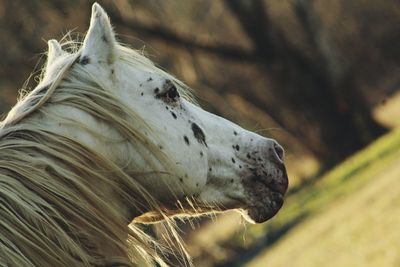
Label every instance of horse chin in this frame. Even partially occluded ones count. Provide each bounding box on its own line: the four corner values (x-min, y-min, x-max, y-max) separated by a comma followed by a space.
240, 192, 285, 224
241, 166, 288, 223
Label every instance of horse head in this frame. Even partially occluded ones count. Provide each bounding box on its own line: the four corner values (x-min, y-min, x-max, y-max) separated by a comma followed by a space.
0, 3, 288, 266
42, 3, 288, 225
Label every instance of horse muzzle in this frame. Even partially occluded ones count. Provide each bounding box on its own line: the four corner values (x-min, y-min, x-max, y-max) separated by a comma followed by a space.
241, 141, 289, 223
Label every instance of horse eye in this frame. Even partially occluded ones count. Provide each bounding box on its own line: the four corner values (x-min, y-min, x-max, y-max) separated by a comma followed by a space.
166, 86, 179, 100
156, 84, 180, 103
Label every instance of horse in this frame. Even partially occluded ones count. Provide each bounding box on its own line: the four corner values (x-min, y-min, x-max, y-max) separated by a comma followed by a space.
0, 3, 288, 266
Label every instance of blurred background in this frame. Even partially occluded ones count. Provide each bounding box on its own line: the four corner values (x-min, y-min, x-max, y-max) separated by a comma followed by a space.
1, 0, 400, 266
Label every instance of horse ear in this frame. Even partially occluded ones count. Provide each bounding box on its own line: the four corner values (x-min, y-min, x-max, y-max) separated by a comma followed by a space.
80, 3, 116, 66
46, 39, 64, 69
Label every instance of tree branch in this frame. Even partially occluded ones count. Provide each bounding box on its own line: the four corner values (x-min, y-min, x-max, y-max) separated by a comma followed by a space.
294, 0, 346, 82
107, 9, 257, 62
225, 0, 278, 60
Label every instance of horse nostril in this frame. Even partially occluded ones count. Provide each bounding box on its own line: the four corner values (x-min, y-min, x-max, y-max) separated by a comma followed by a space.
273, 142, 285, 162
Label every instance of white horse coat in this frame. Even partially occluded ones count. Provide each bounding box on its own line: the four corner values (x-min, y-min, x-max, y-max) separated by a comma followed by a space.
0, 3, 288, 266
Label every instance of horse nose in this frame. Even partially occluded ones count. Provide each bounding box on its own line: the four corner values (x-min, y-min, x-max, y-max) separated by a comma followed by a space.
256, 139, 285, 165
273, 142, 285, 163
262, 139, 285, 165
268, 141, 288, 193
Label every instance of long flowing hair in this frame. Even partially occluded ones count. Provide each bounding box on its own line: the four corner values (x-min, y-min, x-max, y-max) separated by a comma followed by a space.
0, 37, 194, 267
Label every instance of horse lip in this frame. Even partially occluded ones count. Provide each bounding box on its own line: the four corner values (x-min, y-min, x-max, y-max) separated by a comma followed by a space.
247, 193, 284, 223
244, 165, 288, 223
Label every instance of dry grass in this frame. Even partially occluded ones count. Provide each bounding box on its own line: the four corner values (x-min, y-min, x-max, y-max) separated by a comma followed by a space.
189, 96, 400, 267
248, 156, 400, 266
246, 128, 400, 267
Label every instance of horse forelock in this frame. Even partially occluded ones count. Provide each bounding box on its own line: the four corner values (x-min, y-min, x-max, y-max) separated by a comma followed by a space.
0, 36, 194, 266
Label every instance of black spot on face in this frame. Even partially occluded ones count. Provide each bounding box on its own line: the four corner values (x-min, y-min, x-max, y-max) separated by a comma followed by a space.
191, 123, 207, 147
231, 158, 236, 163
140, 92, 144, 96
196, 183, 199, 187
80, 56, 90, 65
200, 151, 203, 157
184, 136, 190, 145
102, 35, 108, 43
234, 131, 238, 136
247, 153, 251, 159
235, 145, 240, 151
209, 167, 212, 172
179, 178, 183, 183
171, 112, 177, 119
111, 69, 114, 74
147, 77, 153, 82
154, 87, 160, 94
166, 85, 179, 99
230, 179, 234, 183
155, 81, 180, 104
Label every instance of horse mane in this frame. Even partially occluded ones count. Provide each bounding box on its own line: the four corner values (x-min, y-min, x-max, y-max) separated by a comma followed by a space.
0, 37, 194, 266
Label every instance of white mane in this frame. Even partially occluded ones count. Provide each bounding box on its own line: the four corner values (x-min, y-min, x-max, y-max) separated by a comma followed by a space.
0, 26, 195, 267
